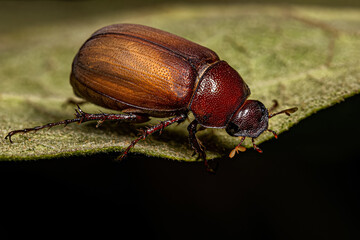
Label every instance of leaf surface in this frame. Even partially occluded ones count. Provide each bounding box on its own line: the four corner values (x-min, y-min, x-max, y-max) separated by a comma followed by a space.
1, 3, 359, 161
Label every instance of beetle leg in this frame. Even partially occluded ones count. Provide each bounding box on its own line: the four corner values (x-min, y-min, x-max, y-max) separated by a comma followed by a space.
187, 120, 215, 173
267, 129, 278, 139
117, 114, 187, 161
4, 105, 149, 143
251, 138, 263, 153
187, 120, 205, 158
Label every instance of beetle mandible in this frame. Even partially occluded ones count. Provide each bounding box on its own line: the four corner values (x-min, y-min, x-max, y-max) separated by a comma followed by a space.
5, 24, 297, 171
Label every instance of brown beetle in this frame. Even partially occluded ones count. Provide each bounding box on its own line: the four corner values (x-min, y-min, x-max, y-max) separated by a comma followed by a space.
5, 24, 297, 171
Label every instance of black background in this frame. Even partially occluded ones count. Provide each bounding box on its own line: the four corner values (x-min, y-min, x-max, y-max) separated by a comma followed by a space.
1, 94, 359, 239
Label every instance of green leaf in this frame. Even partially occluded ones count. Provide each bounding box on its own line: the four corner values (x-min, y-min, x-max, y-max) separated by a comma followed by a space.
1, 3, 359, 161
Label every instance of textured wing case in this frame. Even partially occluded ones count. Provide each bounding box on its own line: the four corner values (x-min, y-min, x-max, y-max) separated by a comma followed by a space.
70, 24, 220, 112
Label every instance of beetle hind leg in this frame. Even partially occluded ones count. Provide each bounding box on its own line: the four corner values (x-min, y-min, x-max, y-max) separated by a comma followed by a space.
4, 105, 149, 143
117, 114, 187, 161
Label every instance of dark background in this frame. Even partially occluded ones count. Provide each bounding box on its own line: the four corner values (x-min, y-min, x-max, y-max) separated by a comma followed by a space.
1, 0, 359, 239
1, 93, 359, 240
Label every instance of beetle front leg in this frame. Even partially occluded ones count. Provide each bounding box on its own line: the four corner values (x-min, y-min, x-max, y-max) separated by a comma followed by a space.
187, 120, 215, 173
5, 105, 149, 143
251, 138, 263, 153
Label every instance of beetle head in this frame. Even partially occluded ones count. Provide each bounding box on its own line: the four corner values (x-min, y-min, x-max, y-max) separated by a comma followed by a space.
226, 100, 298, 138
226, 100, 269, 138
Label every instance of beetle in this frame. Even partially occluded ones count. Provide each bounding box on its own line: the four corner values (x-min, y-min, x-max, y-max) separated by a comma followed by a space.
5, 23, 297, 171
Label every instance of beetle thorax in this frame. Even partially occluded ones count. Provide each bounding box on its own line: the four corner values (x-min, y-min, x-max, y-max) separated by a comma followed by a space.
189, 61, 250, 128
